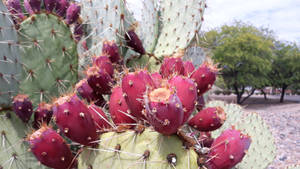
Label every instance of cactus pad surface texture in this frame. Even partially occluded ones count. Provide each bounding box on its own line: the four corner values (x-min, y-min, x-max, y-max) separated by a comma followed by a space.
0, 1, 21, 108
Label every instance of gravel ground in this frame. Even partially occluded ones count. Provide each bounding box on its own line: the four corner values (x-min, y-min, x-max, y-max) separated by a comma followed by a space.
211, 95, 300, 169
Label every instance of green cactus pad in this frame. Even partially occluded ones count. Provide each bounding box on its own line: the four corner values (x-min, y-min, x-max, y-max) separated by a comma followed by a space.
153, 0, 206, 58
18, 13, 78, 105
0, 111, 50, 169
0, 1, 21, 108
79, 128, 199, 169
126, 0, 159, 53
81, 0, 130, 55
233, 112, 276, 169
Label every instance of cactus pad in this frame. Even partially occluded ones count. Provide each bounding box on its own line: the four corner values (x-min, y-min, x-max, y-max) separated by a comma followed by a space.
153, 0, 206, 58
18, 13, 78, 104
0, 111, 50, 169
0, 1, 21, 108
79, 128, 198, 169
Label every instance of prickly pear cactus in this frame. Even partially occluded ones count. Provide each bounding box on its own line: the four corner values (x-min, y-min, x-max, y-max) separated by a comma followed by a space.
0, 1, 21, 108
18, 13, 78, 104
81, 0, 131, 55
207, 101, 276, 169
0, 111, 50, 169
153, 0, 206, 58
79, 128, 198, 169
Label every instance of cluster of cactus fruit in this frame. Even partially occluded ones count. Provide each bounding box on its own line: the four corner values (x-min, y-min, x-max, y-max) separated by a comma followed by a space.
0, 0, 277, 169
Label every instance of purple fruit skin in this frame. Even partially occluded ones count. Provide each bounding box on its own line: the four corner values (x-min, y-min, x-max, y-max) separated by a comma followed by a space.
55, 0, 69, 17
74, 23, 84, 41
26, 0, 41, 13
125, 30, 146, 55
5, 0, 25, 20
12, 95, 33, 123
44, 0, 57, 12
102, 40, 121, 63
33, 103, 53, 129
66, 3, 80, 24
24, 0, 34, 14
145, 92, 184, 135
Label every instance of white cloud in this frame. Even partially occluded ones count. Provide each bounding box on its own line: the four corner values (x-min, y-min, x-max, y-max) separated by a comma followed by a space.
202, 0, 300, 43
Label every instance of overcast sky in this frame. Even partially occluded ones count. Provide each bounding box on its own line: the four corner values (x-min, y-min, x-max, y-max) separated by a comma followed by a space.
202, 0, 300, 44
127, 0, 300, 44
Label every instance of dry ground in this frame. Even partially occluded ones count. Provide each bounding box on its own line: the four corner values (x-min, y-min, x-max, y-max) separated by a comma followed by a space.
210, 95, 300, 169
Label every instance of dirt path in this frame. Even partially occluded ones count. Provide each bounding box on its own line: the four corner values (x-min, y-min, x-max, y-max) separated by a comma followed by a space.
211, 95, 300, 168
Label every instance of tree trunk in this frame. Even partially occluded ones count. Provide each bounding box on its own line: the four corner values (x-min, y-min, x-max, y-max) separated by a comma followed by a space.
261, 89, 267, 100
280, 85, 287, 103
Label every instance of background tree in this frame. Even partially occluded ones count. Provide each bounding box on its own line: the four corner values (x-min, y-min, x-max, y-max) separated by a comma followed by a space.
200, 22, 274, 104
270, 41, 300, 102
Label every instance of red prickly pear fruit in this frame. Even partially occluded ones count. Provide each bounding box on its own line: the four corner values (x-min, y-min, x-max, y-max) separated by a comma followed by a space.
24, 0, 41, 13
191, 62, 217, 95
144, 87, 184, 135
52, 94, 98, 146
75, 80, 105, 106
74, 23, 84, 41
102, 40, 121, 63
27, 125, 77, 169
55, 0, 69, 17
75, 79, 97, 102
92, 55, 114, 77
86, 66, 112, 95
160, 57, 185, 78
151, 72, 162, 88
12, 94, 33, 123
122, 70, 155, 119
88, 104, 111, 130
198, 132, 214, 147
44, 0, 57, 12
125, 29, 145, 55
33, 102, 53, 129
5, 0, 25, 20
169, 76, 197, 123
196, 95, 205, 111
24, 0, 34, 14
183, 61, 195, 76
188, 107, 226, 132
207, 129, 251, 169
66, 3, 80, 24
109, 87, 136, 126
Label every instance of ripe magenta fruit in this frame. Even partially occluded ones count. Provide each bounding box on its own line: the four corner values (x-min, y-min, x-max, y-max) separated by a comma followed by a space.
144, 87, 184, 135
125, 29, 145, 55
151, 72, 163, 88
92, 55, 114, 77
44, 0, 57, 12
53, 94, 98, 146
88, 104, 111, 130
160, 57, 185, 78
87, 66, 112, 95
188, 107, 226, 132
109, 87, 136, 126
122, 70, 155, 119
207, 129, 251, 169
75, 79, 97, 102
56, 0, 69, 17
24, 0, 41, 13
5, 0, 25, 20
28, 125, 77, 169
191, 62, 217, 95
12, 94, 33, 123
33, 102, 53, 129
102, 40, 121, 63
183, 60, 195, 76
169, 76, 197, 123
66, 3, 80, 24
